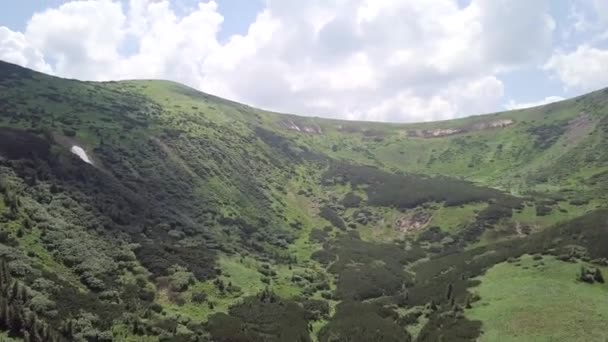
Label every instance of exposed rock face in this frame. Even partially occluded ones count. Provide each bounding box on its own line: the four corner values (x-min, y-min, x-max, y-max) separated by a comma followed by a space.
472, 119, 514, 130
408, 119, 515, 138
394, 211, 431, 232
282, 120, 322, 134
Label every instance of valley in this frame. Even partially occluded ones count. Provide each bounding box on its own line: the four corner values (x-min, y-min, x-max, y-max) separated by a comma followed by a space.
0, 60, 607, 341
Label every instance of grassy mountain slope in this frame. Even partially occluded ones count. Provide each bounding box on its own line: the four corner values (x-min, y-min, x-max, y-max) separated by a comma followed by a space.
0, 60, 607, 342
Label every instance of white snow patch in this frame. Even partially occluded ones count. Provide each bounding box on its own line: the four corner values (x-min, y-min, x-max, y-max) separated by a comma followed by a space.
70, 145, 93, 165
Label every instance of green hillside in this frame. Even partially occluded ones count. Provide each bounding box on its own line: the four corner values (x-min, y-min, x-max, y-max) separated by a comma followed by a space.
0, 60, 607, 341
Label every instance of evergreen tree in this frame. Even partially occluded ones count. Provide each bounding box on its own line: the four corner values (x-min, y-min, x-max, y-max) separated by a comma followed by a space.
445, 283, 453, 301
0, 258, 10, 288
10, 281, 20, 303
594, 268, 605, 283
8, 305, 24, 335
0, 299, 8, 329
465, 296, 472, 309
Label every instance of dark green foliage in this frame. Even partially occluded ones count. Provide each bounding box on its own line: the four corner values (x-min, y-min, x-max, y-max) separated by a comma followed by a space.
313, 234, 418, 300
309, 229, 330, 243
579, 266, 605, 284
594, 268, 604, 283
416, 315, 482, 342
300, 299, 329, 321
536, 205, 553, 216
135, 244, 216, 281
0, 128, 51, 160
323, 163, 515, 209
527, 123, 567, 150
341, 192, 363, 208
318, 301, 411, 342
319, 206, 346, 230
0, 260, 67, 341
191, 292, 207, 304
207, 294, 311, 342
453, 200, 521, 245
418, 226, 448, 243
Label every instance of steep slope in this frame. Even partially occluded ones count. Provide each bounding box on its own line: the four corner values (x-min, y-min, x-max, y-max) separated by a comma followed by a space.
0, 60, 607, 342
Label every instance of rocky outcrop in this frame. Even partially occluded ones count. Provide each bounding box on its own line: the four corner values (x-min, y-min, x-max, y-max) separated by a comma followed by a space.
408, 119, 515, 138
282, 120, 323, 134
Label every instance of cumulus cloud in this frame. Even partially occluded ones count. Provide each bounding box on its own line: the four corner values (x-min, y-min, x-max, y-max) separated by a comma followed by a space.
0, 27, 51, 73
544, 45, 608, 91
0, 0, 558, 122
505, 96, 565, 110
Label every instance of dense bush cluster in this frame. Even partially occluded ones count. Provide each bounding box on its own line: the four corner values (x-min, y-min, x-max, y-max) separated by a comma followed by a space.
313, 232, 420, 300
207, 290, 311, 342
527, 122, 567, 150
319, 206, 347, 230
318, 301, 411, 342
323, 163, 513, 209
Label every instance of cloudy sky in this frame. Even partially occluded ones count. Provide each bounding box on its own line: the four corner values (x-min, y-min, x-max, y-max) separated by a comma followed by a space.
1, 0, 607, 122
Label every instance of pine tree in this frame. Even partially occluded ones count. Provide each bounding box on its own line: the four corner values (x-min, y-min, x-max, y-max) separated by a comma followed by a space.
0, 299, 8, 329
62, 319, 74, 339
25, 311, 36, 330
0, 258, 10, 289
594, 268, 605, 283
10, 281, 20, 303
8, 305, 24, 335
580, 266, 587, 280
18, 284, 28, 305
465, 296, 472, 309
445, 283, 453, 301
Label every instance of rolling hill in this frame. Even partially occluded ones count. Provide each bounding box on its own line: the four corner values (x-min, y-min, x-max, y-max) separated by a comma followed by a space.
0, 59, 608, 342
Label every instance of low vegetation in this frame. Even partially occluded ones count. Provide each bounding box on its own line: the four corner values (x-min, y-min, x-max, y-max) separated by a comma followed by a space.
0, 60, 607, 341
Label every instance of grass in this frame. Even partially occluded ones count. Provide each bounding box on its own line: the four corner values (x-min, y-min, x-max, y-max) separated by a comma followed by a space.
0, 332, 21, 342
467, 254, 608, 342
429, 202, 487, 234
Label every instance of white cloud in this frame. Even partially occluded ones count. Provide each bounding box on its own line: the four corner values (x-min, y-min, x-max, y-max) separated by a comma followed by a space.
544, 45, 608, 91
0, 27, 51, 73
505, 96, 565, 110
0, 0, 558, 122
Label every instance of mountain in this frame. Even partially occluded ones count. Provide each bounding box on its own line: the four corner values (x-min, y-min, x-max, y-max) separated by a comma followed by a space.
0, 59, 607, 342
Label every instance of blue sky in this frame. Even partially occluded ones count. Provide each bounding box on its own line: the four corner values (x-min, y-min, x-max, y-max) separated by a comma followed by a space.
1, 0, 607, 122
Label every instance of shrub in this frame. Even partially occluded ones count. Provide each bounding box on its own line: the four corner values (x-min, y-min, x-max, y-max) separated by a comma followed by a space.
319, 206, 346, 230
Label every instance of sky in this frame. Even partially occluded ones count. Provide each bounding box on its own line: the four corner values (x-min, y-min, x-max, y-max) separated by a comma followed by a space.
1, 0, 608, 123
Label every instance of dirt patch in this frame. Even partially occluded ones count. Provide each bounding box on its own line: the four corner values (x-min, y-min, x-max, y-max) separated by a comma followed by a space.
282, 120, 322, 134
394, 211, 432, 232
408, 119, 515, 138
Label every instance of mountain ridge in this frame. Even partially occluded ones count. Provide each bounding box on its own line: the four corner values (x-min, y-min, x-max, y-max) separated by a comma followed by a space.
0, 59, 607, 342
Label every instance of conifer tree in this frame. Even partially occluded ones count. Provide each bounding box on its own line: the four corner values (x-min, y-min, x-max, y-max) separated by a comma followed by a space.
0, 258, 10, 288
445, 283, 453, 301
465, 296, 472, 309
10, 281, 20, 303
594, 268, 605, 283
0, 299, 8, 329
